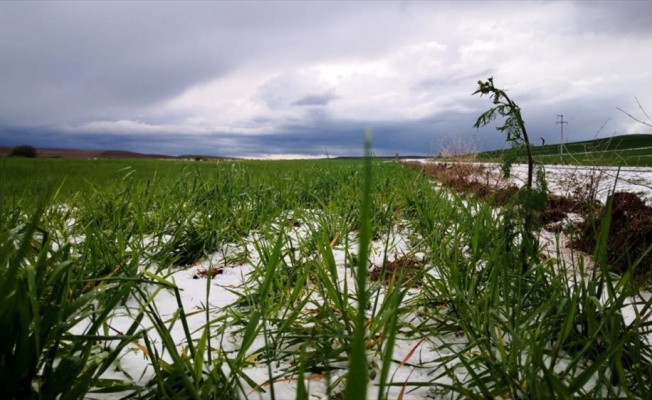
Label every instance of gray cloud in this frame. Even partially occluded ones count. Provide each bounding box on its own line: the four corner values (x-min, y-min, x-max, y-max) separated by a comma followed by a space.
572, 1, 652, 34
0, 95, 644, 159
0, 3, 241, 125
1, 1, 651, 157
292, 93, 340, 107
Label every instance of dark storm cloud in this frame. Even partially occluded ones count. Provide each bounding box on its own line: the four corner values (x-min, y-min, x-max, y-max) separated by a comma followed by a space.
292, 93, 340, 107
235, 111, 487, 158
0, 111, 476, 158
0, 2, 237, 125
0, 1, 406, 126
1, 93, 642, 159
572, 1, 652, 35
1, 1, 650, 158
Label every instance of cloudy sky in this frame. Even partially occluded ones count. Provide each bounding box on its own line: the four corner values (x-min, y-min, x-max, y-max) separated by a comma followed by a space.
1, 1, 651, 158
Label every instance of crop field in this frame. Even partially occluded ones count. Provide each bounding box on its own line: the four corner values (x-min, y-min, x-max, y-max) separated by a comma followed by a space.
476, 134, 652, 167
2, 156, 652, 399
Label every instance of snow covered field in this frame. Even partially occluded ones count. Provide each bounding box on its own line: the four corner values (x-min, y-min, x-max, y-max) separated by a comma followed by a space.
407, 160, 652, 204
503, 163, 652, 204
72, 161, 652, 399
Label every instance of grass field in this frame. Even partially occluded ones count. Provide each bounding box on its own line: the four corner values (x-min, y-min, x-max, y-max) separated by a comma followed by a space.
474, 133, 652, 166
1, 157, 651, 399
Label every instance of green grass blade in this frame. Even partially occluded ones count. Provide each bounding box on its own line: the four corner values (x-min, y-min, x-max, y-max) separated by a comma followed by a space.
344, 131, 373, 400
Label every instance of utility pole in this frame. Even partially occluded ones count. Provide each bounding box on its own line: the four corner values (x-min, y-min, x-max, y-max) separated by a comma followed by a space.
557, 114, 568, 157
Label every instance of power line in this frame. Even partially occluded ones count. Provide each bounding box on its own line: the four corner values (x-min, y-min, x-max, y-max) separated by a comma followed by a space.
557, 115, 568, 157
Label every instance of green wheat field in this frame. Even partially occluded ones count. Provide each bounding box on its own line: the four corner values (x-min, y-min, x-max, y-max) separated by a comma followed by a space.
2, 156, 651, 399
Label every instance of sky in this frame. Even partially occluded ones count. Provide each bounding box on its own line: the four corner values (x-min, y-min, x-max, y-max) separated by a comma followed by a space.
1, 1, 651, 158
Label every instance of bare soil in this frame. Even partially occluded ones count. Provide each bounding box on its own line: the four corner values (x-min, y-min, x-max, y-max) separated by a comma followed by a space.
403, 160, 652, 279
401, 161, 587, 215
369, 255, 423, 288
573, 192, 652, 277
192, 267, 224, 279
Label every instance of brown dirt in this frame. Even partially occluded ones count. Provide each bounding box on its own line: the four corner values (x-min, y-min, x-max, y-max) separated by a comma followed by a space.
492, 186, 520, 206
192, 267, 224, 279
541, 194, 592, 227
402, 161, 585, 215
401, 161, 519, 205
403, 160, 652, 280
573, 192, 652, 277
547, 195, 582, 213
369, 255, 423, 288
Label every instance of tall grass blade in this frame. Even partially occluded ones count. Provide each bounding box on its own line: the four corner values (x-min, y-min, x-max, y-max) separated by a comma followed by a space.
344, 131, 373, 399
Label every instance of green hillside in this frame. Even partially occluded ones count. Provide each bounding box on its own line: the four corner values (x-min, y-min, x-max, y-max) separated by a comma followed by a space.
476, 134, 652, 167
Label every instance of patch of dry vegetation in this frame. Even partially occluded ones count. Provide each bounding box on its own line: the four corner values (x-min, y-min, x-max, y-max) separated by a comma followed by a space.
573, 192, 652, 277
404, 160, 652, 282
368, 254, 423, 288
401, 161, 517, 206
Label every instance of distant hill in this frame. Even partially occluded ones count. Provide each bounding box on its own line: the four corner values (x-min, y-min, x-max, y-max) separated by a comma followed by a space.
334, 155, 430, 160
97, 150, 174, 159
0, 146, 234, 161
176, 154, 237, 161
474, 134, 652, 167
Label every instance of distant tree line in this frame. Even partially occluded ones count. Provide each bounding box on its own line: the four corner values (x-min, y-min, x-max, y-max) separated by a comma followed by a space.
8, 145, 37, 158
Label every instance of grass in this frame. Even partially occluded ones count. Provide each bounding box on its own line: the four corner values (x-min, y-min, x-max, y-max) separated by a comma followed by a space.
1, 156, 651, 398
473, 133, 652, 167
